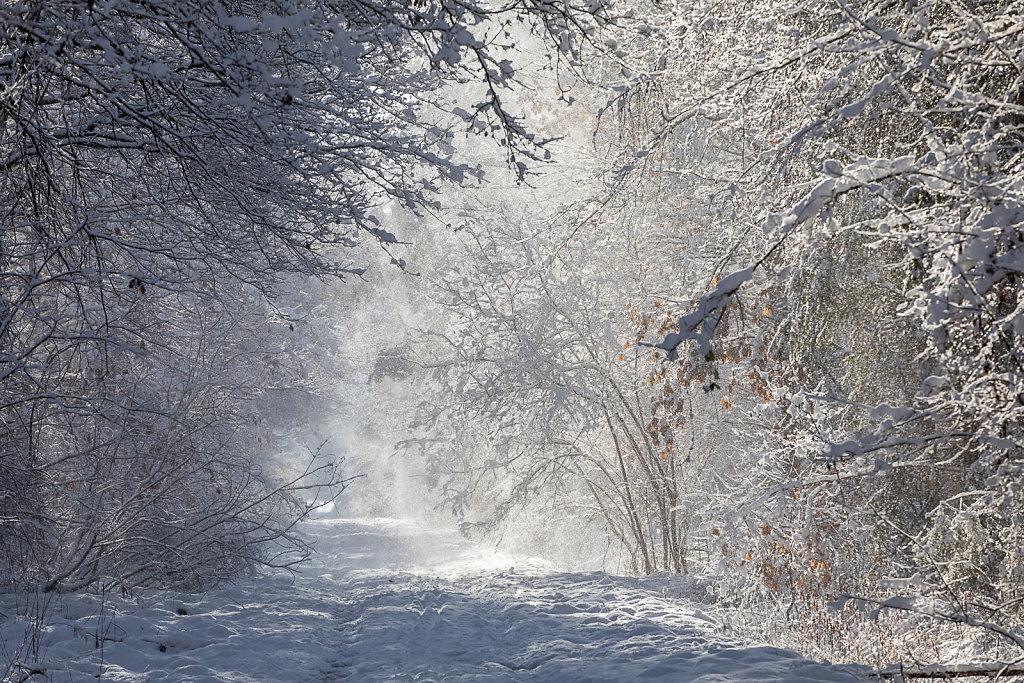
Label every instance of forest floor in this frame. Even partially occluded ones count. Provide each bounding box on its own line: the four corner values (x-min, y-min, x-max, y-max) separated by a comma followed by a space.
1, 517, 869, 681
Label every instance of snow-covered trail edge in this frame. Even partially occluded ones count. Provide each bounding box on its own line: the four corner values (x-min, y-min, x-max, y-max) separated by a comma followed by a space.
2, 518, 868, 681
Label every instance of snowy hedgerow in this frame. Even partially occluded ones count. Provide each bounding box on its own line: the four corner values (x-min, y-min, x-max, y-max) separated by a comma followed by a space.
642, 0, 1024, 669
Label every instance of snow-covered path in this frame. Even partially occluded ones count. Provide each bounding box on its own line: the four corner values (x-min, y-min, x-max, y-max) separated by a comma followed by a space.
4, 518, 867, 681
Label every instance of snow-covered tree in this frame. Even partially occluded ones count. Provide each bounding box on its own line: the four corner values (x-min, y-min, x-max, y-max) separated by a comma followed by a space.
0, 0, 613, 590
629, 0, 1024, 670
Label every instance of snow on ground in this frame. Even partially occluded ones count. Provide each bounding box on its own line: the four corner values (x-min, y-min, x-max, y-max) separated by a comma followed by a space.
1, 517, 868, 681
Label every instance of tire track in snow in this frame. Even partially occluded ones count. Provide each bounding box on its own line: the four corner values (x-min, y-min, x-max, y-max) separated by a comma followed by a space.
305, 518, 866, 682
1, 518, 868, 681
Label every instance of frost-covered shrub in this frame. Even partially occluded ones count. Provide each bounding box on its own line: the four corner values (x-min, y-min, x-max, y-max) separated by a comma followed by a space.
635, 0, 1024, 669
